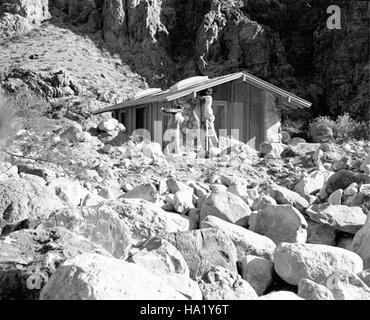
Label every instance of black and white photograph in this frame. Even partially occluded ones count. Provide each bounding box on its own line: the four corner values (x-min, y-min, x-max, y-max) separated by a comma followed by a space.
0, 0, 369, 307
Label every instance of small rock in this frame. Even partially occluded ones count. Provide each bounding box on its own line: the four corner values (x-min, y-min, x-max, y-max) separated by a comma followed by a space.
344, 183, 359, 196
328, 189, 343, 205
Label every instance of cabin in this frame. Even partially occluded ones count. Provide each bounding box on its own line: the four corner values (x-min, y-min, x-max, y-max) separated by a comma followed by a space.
94, 72, 312, 150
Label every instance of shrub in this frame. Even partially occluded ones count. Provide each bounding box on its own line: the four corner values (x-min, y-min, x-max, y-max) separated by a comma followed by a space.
310, 113, 370, 143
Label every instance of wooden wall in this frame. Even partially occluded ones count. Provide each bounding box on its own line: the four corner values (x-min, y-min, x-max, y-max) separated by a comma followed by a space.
117, 80, 268, 150
212, 80, 265, 149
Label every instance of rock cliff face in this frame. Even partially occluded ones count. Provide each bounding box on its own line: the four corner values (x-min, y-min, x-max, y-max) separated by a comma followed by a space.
0, 0, 368, 120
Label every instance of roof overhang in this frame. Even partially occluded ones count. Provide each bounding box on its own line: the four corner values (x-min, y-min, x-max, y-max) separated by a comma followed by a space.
94, 72, 312, 115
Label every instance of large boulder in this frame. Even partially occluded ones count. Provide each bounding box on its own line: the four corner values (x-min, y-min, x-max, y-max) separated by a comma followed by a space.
198, 266, 258, 300
8, 0, 50, 25
298, 279, 334, 300
267, 185, 309, 211
294, 169, 333, 197
240, 255, 275, 296
249, 204, 308, 244
0, 13, 31, 40
307, 219, 336, 246
28, 207, 132, 259
40, 253, 186, 300
200, 189, 251, 224
200, 216, 276, 260
306, 204, 366, 234
325, 270, 370, 300
323, 170, 370, 198
47, 178, 89, 207
162, 228, 238, 280
120, 183, 159, 203
0, 227, 111, 300
274, 242, 363, 285
101, 199, 192, 245
0, 178, 64, 230
128, 238, 189, 276
351, 214, 370, 269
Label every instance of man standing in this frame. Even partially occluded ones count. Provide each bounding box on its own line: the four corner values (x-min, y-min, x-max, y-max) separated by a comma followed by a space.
162, 106, 184, 155
199, 88, 218, 149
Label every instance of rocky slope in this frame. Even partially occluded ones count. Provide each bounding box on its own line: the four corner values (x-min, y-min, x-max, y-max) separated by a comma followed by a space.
1, 0, 369, 120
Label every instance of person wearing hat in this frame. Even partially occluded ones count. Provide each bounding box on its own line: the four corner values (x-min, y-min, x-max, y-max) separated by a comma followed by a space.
199, 88, 217, 149
162, 104, 184, 155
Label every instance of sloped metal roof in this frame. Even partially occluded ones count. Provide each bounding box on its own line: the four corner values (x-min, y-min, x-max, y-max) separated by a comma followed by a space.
94, 71, 312, 114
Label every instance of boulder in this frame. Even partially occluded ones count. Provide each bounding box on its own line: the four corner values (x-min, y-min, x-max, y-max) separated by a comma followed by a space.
160, 273, 202, 300
40, 253, 186, 300
325, 270, 370, 300
267, 185, 309, 211
249, 204, 308, 244
162, 228, 238, 280
324, 170, 370, 197
227, 183, 254, 206
198, 266, 258, 300
306, 204, 366, 234
200, 216, 276, 260
351, 214, 370, 268
166, 178, 193, 194
328, 189, 343, 205
240, 255, 275, 296
47, 178, 89, 207
298, 279, 334, 300
0, 178, 64, 229
274, 242, 363, 285
100, 199, 192, 245
251, 195, 277, 211
173, 190, 194, 214
200, 190, 251, 224
294, 169, 333, 197
60, 124, 83, 143
128, 238, 189, 276
358, 269, 370, 287
259, 291, 304, 300
97, 118, 119, 132
0, 13, 31, 40
29, 207, 132, 259
0, 227, 111, 300
307, 219, 336, 246
259, 142, 285, 159
120, 183, 159, 203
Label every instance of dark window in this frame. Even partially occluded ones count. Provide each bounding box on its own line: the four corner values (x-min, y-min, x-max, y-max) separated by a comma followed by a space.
120, 112, 126, 125
136, 107, 146, 129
